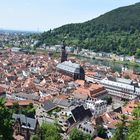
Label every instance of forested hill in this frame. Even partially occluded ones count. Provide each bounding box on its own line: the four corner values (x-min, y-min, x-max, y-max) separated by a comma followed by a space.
39, 2, 140, 55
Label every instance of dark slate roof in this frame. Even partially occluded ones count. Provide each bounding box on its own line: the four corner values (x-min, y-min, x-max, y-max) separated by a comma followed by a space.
43, 100, 56, 112
85, 109, 92, 118
12, 113, 37, 130
67, 117, 75, 125
53, 98, 71, 108
113, 107, 122, 113
56, 61, 81, 74
71, 105, 92, 122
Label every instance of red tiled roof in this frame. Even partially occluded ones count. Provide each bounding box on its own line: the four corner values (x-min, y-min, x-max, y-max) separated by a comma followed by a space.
74, 87, 90, 96
86, 71, 96, 76
89, 83, 103, 90
94, 137, 104, 140
57, 95, 69, 99
121, 100, 138, 114
75, 80, 85, 86
5, 100, 33, 106
0, 86, 4, 93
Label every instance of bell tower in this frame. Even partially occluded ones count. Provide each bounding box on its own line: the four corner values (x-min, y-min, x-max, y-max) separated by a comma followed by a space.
61, 40, 67, 62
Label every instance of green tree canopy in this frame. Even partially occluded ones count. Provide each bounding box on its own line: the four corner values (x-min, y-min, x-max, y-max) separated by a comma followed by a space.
127, 103, 140, 140
103, 96, 112, 105
31, 123, 62, 140
111, 115, 128, 140
135, 48, 140, 58
0, 98, 14, 140
30, 135, 39, 140
11, 102, 35, 118
69, 128, 92, 140
97, 125, 107, 138
111, 103, 140, 140
12, 102, 20, 113
36, 3, 140, 56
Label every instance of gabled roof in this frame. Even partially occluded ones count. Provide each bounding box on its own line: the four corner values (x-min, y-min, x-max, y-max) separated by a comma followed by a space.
101, 78, 134, 91
116, 77, 133, 85
43, 100, 56, 112
71, 105, 92, 122
56, 61, 81, 74
67, 117, 75, 125
12, 113, 37, 130
53, 98, 71, 108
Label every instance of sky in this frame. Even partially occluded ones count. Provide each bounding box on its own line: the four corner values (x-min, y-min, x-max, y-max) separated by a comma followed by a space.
0, 0, 140, 32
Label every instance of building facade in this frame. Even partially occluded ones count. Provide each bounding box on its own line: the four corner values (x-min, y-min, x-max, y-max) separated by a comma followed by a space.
100, 77, 139, 100
56, 61, 85, 80
86, 98, 107, 118
12, 114, 38, 140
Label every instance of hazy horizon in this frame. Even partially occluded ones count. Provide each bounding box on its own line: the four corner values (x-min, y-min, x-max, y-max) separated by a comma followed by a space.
0, 0, 140, 32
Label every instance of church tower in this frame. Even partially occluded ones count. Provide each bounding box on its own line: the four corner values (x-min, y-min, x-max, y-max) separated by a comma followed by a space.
61, 40, 67, 62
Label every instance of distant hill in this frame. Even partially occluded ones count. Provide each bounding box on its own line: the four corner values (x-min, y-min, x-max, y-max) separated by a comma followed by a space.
39, 2, 140, 55
0, 29, 38, 34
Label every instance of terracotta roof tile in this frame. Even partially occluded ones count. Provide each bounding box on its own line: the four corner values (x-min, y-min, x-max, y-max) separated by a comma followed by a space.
75, 80, 85, 86
94, 137, 104, 140
5, 100, 33, 106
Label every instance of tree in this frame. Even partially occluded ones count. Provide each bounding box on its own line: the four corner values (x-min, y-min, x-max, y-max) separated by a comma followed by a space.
0, 98, 14, 140
127, 119, 140, 140
124, 75, 130, 79
37, 2, 140, 56
126, 103, 140, 140
31, 123, 62, 140
30, 135, 39, 140
135, 48, 140, 58
11, 102, 35, 118
69, 128, 83, 140
41, 123, 61, 140
103, 96, 112, 105
22, 103, 35, 118
69, 128, 92, 140
97, 125, 107, 138
111, 115, 128, 140
110, 103, 140, 140
12, 102, 20, 113
83, 133, 93, 140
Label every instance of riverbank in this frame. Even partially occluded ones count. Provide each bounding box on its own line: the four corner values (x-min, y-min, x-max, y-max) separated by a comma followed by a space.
69, 53, 140, 72
95, 57, 140, 67
70, 53, 140, 67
